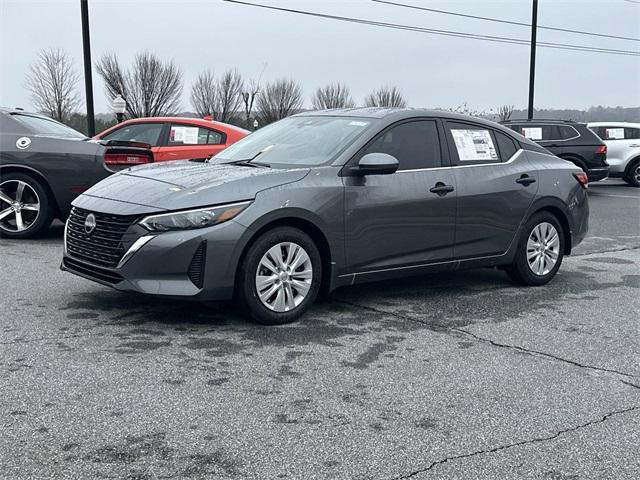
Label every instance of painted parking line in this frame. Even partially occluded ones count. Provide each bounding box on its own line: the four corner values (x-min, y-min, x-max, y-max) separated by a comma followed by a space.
588, 193, 640, 199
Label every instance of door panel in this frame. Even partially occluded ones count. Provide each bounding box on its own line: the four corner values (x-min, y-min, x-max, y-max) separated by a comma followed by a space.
452, 152, 538, 259
343, 169, 456, 272
155, 144, 226, 162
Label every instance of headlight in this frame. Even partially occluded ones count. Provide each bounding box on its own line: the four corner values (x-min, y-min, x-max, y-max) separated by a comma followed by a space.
139, 201, 251, 232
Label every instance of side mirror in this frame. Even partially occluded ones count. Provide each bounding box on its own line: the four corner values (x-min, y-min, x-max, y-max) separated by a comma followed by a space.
351, 153, 399, 176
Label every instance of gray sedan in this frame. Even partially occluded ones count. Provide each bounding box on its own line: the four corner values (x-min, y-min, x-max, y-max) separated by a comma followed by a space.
61, 108, 589, 324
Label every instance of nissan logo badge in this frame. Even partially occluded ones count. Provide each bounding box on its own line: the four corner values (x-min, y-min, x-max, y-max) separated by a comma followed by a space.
84, 213, 97, 234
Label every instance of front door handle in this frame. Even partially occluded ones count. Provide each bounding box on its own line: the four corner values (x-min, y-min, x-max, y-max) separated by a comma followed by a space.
429, 182, 455, 196
516, 174, 536, 186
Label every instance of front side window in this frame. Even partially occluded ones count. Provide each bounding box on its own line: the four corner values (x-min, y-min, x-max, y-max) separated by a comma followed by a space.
214, 116, 372, 167
169, 125, 223, 145
102, 123, 163, 146
12, 114, 85, 138
447, 122, 499, 164
361, 120, 441, 170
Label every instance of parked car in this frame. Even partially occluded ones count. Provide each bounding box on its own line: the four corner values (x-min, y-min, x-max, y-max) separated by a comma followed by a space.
95, 117, 249, 162
0, 108, 153, 238
62, 108, 589, 325
501, 119, 609, 182
588, 122, 640, 187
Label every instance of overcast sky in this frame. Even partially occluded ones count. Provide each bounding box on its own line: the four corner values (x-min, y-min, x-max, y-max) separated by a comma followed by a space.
1, 0, 639, 114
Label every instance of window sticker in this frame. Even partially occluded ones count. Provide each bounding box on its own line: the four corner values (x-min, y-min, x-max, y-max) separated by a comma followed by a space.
171, 126, 200, 144
451, 129, 498, 161
605, 128, 624, 140
521, 127, 542, 140
348, 121, 369, 127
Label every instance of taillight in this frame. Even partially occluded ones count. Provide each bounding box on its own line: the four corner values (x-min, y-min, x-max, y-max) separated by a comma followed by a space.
573, 171, 588, 188
104, 153, 150, 165
595, 144, 607, 155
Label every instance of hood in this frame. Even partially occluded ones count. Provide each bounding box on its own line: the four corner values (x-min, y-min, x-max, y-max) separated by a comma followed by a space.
75, 160, 310, 212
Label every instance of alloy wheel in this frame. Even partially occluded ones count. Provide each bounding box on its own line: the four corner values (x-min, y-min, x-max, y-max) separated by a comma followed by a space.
526, 222, 560, 276
0, 180, 40, 233
255, 242, 313, 312
634, 164, 640, 184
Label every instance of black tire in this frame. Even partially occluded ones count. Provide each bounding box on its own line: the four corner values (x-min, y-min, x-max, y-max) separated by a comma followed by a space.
0, 172, 53, 239
506, 211, 565, 286
237, 227, 322, 325
623, 160, 640, 187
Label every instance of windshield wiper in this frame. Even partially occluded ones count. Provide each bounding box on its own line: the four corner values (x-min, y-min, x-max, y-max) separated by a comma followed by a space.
215, 144, 275, 167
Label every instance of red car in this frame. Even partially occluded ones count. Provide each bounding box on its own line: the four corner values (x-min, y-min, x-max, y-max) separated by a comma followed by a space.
95, 117, 249, 163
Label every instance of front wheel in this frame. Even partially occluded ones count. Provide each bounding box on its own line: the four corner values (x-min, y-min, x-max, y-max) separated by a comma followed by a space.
506, 212, 565, 286
237, 227, 322, 325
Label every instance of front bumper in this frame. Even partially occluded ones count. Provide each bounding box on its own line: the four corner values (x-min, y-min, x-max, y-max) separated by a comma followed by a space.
61, 219, 249, 301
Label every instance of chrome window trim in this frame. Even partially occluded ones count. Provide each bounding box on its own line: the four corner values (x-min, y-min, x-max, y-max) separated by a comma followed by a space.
397, 149, 523, 173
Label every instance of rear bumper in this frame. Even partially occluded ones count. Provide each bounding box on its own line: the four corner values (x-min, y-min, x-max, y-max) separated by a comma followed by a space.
61, 219, 249, 301
587, 167, 609, 182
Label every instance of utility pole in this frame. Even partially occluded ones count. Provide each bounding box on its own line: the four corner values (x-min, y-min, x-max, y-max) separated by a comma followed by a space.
527, 0, 538, 120
80, 0, 95, 136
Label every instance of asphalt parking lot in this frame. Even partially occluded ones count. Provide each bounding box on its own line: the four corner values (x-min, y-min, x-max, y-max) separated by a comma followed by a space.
1, 178, 639, 480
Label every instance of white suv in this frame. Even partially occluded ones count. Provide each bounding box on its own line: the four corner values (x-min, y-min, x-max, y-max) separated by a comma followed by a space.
588, 122, 640, 187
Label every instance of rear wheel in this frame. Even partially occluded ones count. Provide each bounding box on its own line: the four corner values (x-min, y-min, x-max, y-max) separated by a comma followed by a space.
237, 227, 322, 325
623, 160, 640, 187
506, 212, 564, 286
0, 173, 53, 238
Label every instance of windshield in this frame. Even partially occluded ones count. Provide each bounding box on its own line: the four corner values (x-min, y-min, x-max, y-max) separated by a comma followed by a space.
12, 114, 86, 138
214, 116, 372, 167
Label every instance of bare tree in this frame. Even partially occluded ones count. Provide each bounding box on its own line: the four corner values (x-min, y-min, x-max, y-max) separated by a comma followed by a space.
215, 70, 244, 123
190, 70, 217, 118
311, 82, 355, 110
364, 85, 407, 108
25, 48, 80, 122
96, 51, 183, 118
256, 79, 304, 125
497, 104, 515, 121
191, 70, 244, 123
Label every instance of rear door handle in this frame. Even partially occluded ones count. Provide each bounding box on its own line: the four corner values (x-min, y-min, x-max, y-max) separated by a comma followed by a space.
516, 174, 536, 186
429, 182, 455, 196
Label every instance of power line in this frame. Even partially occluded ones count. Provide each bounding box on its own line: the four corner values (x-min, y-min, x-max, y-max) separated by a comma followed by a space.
372, 0, 640, 43
223, 0, 640, 57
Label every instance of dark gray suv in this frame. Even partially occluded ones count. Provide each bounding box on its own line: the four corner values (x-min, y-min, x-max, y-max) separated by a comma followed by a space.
61, 108, 589, 324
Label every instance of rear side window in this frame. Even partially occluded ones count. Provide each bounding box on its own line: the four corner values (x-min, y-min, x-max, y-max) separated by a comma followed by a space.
494, 130, 518, 160
509, 124, 577, 142
361, 120, 442, 170
102, 123, 163, 146
593, 126, 640, 140
446, 122, 499, 164
169, 124, 224, 145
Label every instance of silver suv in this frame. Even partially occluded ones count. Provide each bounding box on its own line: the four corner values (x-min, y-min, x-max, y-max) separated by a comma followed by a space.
588, 122, 640, 187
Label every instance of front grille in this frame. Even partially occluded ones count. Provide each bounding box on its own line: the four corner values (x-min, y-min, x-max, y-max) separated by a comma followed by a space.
63, 257, 124, 285
188, 241, 207, 289
66, 208, 139, 268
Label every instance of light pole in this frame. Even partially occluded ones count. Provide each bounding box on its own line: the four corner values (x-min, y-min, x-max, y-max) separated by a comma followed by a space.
112, 95, 126, 123
80, 0, 95, 136
253, 119, 259, 131
527, 0, 539, 120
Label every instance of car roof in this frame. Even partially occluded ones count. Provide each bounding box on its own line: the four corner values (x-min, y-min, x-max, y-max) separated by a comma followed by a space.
296, 107, 516, 132
501, 118, 584, 125
118, 116, 250, 134
0, 107, 53, 119
587, 121, 640, 128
